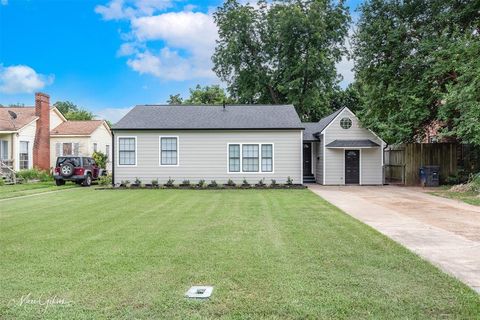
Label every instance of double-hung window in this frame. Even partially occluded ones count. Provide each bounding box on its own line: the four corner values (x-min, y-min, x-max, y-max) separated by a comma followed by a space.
0, 140, 8, 161
160, 137, 178, 165
229, 144, 240, 172
19, 141, 29, 169
118, 137, 136, 165
228, 143, 273, 173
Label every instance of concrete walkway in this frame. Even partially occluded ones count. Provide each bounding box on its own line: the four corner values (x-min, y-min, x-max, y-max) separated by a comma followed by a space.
308, 185, 480, 293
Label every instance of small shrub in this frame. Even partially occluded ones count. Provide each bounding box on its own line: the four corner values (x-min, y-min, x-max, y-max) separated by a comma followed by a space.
98, 174, 112, 186
226, 179, 236, 187
151, 179, 159, 186
181, 180, 191, 187
208, 180, 218, 188
197, 179, 206, 188
242, 178, 250, 187
92, 151, 108, 169
256, 178, 266, 187
270, 179, 277, 187
120, 180, 130, 187
165, 177, 175, 187
16, 168, 52, 182
134, 177, 142, 185
286, 176, 293, 185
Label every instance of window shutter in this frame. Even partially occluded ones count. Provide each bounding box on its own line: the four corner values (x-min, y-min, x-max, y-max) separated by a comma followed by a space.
56, 143, 61, 156
73, 143, 79, 156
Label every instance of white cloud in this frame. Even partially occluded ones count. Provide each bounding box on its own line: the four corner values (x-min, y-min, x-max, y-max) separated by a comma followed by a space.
116, 42, 140, 56
0, 65, 54, 94
95, 0, 172, 20
95, 106, 134, 123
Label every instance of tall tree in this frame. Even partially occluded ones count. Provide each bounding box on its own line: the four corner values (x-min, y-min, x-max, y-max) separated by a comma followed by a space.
213, 0, 350, 121
353, 0, 480, 144
167, 85, 235, 105
54, 101, 95, 121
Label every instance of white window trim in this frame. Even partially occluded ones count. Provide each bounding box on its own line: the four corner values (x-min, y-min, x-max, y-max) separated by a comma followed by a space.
159, 136, 179, 167
227, 143, 274, 174
117, 136, 137, 167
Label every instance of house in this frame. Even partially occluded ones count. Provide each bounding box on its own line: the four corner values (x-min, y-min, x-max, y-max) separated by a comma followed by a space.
112, 104, 385, 185
0, 92, 112, 172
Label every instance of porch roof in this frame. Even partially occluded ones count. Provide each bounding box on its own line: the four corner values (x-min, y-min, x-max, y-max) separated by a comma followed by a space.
326, 139, 380, 148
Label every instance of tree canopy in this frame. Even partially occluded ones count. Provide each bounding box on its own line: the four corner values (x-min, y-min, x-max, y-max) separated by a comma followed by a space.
54, 101, 95, 121
353, 0, 480, 144
212, 0, 350, 121
167, 85, 235, 105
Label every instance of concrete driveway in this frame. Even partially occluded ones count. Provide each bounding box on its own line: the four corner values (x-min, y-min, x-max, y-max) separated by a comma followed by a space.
308, 185, 480, 293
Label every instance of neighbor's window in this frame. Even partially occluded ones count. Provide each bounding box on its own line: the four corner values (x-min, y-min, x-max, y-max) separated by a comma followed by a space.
229, 144, 240, 172
63, 143, 73, 155
19, 141, 29, 169
261, 144, 273, 172
106, 145, 110, 159
0, 140, 8, 161
160, 137, 178, 165
340, 117, 352, 129
242, 144, 259, 172
93, 143, 98, 152
119, 137, 136, 165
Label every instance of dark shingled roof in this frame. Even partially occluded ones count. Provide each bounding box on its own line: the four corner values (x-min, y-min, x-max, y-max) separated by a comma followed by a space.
302, 107, 345, 140
325, 139, 380, 148
113, 105, 303, 130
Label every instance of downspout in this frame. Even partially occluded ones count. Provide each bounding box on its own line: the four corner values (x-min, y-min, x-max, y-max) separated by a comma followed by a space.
111, 130, 115, 187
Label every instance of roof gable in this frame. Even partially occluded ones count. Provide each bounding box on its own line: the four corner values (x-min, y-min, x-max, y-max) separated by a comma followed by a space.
113, 105, 303, 130
0, 107, 37, 131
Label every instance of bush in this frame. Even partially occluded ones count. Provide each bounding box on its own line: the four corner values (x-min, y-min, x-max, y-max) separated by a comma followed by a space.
92, 151, 108, 169
198, 179, 206, 188
256, 178, 266, 187
165, 177, 175, 187
151, 179, 159, 187
98, 174, 112, 186
270, 179, 277, 187
120, 180, 130, 187
208, 180, 218, 188
181, 180, 191, 187
226, 179, 236, 187
242, 178, 250, 187
16, 168, 52, 182
133, 177, 142, 186
286, 176, 293, 185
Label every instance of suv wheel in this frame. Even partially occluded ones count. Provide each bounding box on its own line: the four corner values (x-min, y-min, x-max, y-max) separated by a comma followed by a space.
55, 179, 65, 186
60, 162, 74, 177
82, 174, 92, 187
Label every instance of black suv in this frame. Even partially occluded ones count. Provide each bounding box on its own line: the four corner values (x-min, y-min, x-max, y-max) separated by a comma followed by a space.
54, 156, 105, 186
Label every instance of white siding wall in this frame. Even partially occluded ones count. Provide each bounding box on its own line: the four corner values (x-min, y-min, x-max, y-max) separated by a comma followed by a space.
90, 124, 112, 170
16, 121, 36, 170
49, 109, 64, 130
324, 109, 383, 185
114, 130, 302, 185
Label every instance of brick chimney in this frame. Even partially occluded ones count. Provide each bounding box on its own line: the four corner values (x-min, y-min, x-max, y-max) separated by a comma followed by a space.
33, 92, 51, 170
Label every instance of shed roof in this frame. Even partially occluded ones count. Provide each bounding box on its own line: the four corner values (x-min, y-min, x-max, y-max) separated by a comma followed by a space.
113, 105, 303, 130
325, 139, 380, 148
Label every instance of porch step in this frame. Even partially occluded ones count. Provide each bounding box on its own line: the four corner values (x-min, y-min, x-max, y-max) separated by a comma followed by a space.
303, 175, 316, 184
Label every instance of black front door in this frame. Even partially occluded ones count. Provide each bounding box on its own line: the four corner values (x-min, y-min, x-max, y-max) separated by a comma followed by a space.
303, 143, 312, 176
345, 150, 360, 184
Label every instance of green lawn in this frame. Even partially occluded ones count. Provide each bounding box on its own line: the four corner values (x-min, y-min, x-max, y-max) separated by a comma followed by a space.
0, 189, 478, 319
0, 181, 77, 200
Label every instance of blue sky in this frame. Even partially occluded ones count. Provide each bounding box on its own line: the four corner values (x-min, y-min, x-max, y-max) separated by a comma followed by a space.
0, 0, 361, 122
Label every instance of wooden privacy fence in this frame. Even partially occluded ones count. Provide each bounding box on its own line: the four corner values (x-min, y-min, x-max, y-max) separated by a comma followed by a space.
384, 143, 457, 186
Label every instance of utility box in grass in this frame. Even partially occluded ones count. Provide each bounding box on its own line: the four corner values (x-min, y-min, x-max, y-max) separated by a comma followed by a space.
419, 166, 440, 187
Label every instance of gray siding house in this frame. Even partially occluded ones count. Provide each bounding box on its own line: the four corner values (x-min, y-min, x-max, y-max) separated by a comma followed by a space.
112, 105, 384, 185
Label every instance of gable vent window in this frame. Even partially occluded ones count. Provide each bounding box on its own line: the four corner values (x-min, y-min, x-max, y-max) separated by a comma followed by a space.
340, 117, 352, 129
160, 137, 178, 166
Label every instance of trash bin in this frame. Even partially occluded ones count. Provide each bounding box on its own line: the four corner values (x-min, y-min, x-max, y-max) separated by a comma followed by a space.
419, 166, 440, 187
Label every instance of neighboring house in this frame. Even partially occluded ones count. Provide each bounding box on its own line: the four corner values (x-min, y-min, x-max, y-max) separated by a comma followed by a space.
0, 92, 112, 172
112, 105, 385, 185
50, 120, 112, 170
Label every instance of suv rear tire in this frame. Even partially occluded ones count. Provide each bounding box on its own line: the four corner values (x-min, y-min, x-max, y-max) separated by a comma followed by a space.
82, 174, 92, 187
55, 179, 66, 186
60, 162, 74, 177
